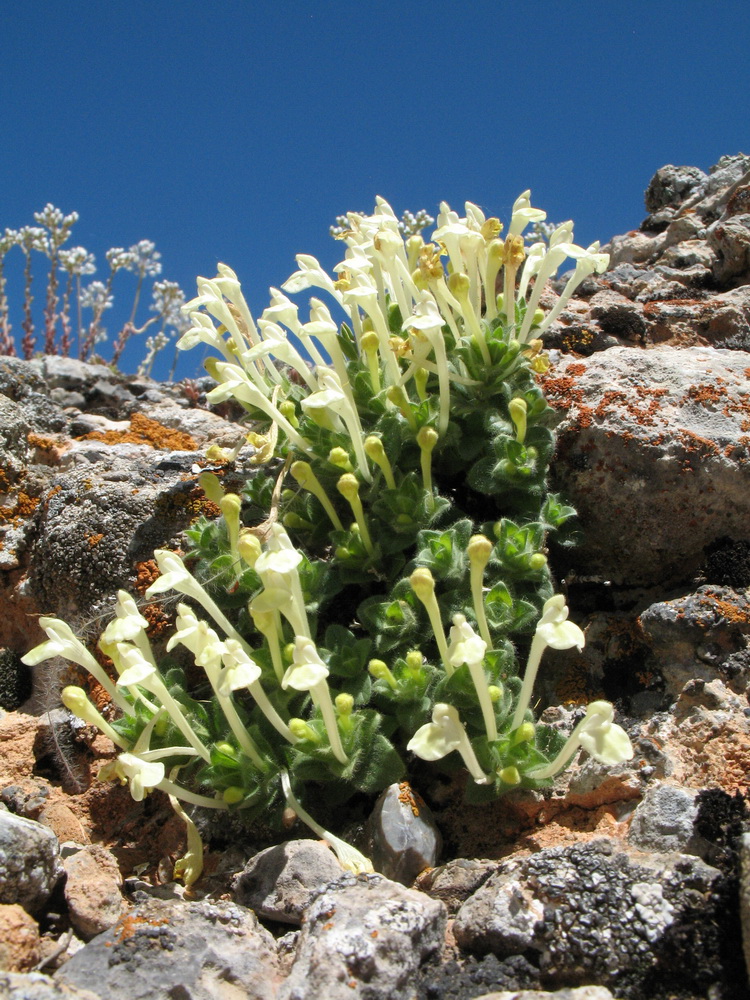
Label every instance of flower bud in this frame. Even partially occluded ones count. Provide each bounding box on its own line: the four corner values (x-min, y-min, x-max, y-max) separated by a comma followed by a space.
199, 472, 224, 505
214, 742, 236, 758
417, 426, 438, 453
488, 684, 503, 702
279, 400, 298, 426
447, 272, 470, 298
223, 786, 246, 804
335, 692, 354, 716
512, 722, 536, 745
409, 567, 435, 601
289, 718, 319, 742
405, 650, 424, 672
529, 553, 548, 572
336, 473, 360, 503
498, 766, 521, 786
468, 534, 492, 569
238, 530, 262, 567
328, 447, 353, 471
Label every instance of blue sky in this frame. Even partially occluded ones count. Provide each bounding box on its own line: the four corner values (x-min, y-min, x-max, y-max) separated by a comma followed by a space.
1, 1, 748, 379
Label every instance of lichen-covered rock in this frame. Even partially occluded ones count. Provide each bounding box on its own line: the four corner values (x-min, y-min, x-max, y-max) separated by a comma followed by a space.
454, 838, 726, 994
542, 347, 750, 594
54, 896, 281, 1000
639, 586, 750, 696
0, 811, 63, 913
627, 783, 704, 855
278, 872, 446, 1000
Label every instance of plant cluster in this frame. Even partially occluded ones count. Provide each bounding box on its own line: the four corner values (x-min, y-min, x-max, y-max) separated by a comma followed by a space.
24, 194, 633, 881
0, 204, 189, 373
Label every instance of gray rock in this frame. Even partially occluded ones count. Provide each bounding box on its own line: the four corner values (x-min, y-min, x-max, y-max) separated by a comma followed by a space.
0, 971, 101, 999
0, 811, 63, 913
454, 838, 722, 988
364, 781, 442, 885
54, 896, 280, 1000
707, 213, 750, 285
473, 989, 615, 1000
278, 872, 446, 1000
627, 783, 703, 854
415, 857, 498, 914
639, 586, 750, 696
232, 838, 344, 925
544, 347, 750, 594
644, 164, 708, 213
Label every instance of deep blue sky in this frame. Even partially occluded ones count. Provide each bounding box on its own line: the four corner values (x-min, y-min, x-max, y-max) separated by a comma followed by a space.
1, 1, 748, 379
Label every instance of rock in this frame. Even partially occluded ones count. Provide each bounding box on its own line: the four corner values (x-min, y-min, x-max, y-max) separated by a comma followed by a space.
0, 902, 41, 971
54, 896, 281, 1000
62, 845, 124, 939
627, 783, 705, 855
364, 781, 442, 885
0, 650, 33, 711
644, 164, 708, 214
542, 347, 750, 595
740, 832, 750, 987
472, 989, 615, 1000
415, 857, 498, 914
232, 839, 344, 925
0, 811, 63, 913
278, 872, 446, 1000
639, 586, 750, 696
0, 971, 101, 998
454, 838, 726, 993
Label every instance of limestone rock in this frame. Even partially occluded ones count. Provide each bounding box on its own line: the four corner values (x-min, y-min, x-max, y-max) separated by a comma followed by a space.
543, 346, 750, 594
55, 896, 281, 1000
0, 811, 63, 913
454, 838, 724, 992
278, 872, 446, 1000
232, 839, 344, 925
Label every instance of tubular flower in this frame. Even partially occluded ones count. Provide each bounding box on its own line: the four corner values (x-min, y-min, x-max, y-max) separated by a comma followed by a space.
447, 614, 497, 742
527, 701, 634, 779
512, 596, 585, 730
407, 703, 490, 784
23, 617, 130, 712
282, 637, 347, 765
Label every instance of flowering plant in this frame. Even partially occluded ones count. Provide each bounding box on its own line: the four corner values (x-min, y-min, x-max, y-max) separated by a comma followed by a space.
25, 195, 630, 880
0, 204, 188, 372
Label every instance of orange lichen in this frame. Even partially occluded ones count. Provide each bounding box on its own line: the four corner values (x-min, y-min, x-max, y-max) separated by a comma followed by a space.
77, 412, 197, 451
0, 491, 40, 526
397, 781, 423, 817
87, 533, 104, 547
133, 559, 161, 594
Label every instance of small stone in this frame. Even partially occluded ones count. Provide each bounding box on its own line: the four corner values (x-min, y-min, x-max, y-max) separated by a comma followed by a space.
415, 857, 498, 914
0, 902, 41, 971
232, 839, 343, 925
364, 781, 442, 885
63, 845, 124, 939
0, 811, 63, 913
628, 783, 705, 855
472, 989, 616, 1000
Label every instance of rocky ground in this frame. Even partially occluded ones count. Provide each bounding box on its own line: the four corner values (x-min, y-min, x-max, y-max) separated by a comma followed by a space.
1, 154, 750, 1000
